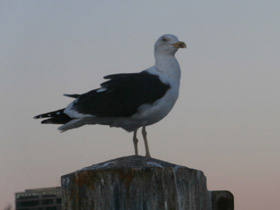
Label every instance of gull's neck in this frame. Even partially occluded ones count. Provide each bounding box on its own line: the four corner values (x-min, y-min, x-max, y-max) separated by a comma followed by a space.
154, 53, 181, 82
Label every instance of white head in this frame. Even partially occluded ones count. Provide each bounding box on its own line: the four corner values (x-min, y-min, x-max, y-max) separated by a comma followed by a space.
154, 34, 186, 56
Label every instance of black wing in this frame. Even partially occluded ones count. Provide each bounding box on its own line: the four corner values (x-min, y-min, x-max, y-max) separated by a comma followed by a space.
72, 71, 170, 117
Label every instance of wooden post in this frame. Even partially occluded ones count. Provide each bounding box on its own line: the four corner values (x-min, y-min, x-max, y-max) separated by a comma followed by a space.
61, 156, 234, 210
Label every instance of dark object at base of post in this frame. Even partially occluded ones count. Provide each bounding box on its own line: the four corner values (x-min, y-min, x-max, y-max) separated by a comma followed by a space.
61, 156, 234, 210
211, 191, 234, 210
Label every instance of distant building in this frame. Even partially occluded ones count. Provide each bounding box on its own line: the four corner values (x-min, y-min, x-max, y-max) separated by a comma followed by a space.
15, 187, 62, 210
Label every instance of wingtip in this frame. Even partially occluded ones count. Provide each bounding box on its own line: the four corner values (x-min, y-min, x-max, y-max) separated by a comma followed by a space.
63, 93, 80, 98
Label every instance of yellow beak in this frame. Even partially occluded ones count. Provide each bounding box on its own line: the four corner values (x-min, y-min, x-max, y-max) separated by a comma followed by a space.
172, 41, 187, 49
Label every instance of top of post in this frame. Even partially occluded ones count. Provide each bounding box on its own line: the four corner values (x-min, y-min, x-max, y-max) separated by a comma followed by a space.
63, 155, 197, 177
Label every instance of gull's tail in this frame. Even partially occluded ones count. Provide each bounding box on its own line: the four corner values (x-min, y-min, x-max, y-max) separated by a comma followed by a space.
33, 109, 72, 124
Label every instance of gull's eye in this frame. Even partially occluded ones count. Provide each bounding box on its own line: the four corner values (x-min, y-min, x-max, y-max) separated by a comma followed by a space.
162, 37, 167, 42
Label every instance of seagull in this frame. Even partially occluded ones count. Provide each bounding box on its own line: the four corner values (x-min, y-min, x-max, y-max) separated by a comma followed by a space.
34, 34, 186, 157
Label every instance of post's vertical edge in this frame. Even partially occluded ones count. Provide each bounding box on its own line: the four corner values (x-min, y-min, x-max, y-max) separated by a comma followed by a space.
61, 174, 72, 210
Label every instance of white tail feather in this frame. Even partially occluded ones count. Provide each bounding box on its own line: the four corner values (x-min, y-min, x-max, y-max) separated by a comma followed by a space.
58, 119, 86, 132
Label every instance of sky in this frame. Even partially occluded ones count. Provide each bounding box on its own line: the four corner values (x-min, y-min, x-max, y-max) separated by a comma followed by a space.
1, 0, 280, 209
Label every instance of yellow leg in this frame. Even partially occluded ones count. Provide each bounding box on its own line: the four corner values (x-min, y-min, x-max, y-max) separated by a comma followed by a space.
133, 130, 139, 156
142, 126, 151, 158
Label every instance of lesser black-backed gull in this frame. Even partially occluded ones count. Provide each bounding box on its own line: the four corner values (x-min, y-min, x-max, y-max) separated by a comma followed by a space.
34, 34, 186, 157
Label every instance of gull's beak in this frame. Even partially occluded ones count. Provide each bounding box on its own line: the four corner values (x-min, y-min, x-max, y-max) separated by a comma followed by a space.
172, 41, 187, 49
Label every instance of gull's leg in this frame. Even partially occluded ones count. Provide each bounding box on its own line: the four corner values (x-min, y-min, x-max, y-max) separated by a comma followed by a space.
133, 129, 139, 156
142, 126, 151, 158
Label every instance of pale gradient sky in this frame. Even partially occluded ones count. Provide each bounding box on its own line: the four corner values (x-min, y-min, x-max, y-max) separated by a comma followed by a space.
1, 1, 280, 209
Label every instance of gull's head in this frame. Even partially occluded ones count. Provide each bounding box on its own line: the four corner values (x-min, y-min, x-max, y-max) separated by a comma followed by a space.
154, 34, 186, 56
